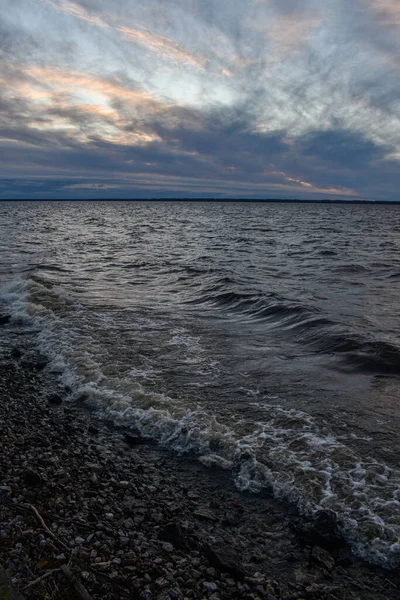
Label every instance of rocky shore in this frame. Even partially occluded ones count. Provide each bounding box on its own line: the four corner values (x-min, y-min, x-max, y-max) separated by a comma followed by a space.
1, 328, 400, 599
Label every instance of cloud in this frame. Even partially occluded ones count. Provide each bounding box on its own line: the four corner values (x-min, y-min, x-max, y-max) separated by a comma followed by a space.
115, 25, 207, 70
366, 0, 400, 27
44, 0, 108, 28
0, 0, 399, 199
43, 0, 207, 70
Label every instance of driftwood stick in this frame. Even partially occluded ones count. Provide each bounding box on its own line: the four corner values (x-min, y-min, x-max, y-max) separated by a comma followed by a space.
26, 504, 69, 552
60, 565, 93, 600
23, 569, 60, 591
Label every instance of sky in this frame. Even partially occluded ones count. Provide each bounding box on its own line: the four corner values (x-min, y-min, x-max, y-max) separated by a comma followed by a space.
1, 0, 400, 200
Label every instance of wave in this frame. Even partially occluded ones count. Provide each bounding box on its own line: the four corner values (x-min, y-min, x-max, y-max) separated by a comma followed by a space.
185, 281, 400, 375
330, 264, 370, 274
2, 275, 400, 568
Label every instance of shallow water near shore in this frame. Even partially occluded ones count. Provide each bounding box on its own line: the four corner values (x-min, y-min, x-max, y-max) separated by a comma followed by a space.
2, 200, 400, 568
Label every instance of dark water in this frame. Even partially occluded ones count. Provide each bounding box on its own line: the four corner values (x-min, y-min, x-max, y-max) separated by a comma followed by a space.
2, 200, 400, 566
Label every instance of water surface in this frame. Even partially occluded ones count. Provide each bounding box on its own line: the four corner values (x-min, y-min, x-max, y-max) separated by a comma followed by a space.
1, 200, 400, 566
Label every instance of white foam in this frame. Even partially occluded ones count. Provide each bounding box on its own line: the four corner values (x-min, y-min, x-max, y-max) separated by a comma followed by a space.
3, 275, 400, 568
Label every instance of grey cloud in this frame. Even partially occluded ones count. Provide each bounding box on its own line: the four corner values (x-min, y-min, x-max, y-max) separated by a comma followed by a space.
1, 0, 400, 199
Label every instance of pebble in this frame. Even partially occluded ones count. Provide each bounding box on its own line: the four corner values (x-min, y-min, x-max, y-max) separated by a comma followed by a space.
162, 542, 174, 553
203, 581, 218, 592
0, 350, 393, 600
118, 480, 130, 488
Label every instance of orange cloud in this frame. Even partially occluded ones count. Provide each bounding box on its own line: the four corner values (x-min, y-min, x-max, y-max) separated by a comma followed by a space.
23, 66, 161, 109
116, 25, 207, 70
43, 0, 207, 70
276, 170, 357, 196
43, 0, 108, 28
3, 64, 166, 145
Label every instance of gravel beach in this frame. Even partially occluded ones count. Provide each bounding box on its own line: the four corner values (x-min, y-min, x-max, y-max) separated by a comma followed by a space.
1, 326, 400, 599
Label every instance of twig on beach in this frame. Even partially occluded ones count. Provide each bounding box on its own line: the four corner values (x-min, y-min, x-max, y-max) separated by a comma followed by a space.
22, 568, 60, 591
60, 564, 93, 600
25, 503, 70, 552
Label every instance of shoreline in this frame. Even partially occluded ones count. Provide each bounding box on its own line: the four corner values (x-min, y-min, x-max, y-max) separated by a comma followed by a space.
1, 337, 400, 598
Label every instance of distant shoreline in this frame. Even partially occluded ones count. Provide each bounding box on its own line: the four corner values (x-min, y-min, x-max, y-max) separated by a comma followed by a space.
2, 198, 400, 204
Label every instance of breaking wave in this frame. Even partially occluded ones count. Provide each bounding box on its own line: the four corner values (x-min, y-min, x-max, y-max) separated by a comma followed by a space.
2, 275, 400, 568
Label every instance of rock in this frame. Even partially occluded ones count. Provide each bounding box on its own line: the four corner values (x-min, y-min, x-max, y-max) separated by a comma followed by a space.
48, 393, 63, 405
0, 564, 24, 600
124, 433, 148, 446
336, 546, 354, 568
118, 480, 130, 489
88, 425, 99, 435
75, 536, 85, 545
203, 581, 218, 592
204, 542, 247, 580
291, 509, 345, 552
310, 546, 335, 571
10, 348, 22, 359
187, 491, 200, 499
0, 314, 11, 325
22, 468, 42, 486
159, 522, 188, 550
194, 508, 218, 522
56, 554, 66, 562
22, 356, 48, 371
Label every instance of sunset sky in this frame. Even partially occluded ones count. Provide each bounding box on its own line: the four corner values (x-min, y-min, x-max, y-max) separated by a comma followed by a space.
1, 0, 400, 200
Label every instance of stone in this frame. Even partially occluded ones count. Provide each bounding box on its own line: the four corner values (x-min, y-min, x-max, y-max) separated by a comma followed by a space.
193, 508, 218, 521
22, 469, 42, 486
205, 542, 247, 580
118, 481, 130, 489
48, 393, 63, 405
159, 522, 188, 550
0, 565, 24, 600
203, 582, 218, 592
124, 433, 147, 446
75, 536, 85, 545
310, 546, 335, 571
291, 509, 345, 552
0, 314, 11, 325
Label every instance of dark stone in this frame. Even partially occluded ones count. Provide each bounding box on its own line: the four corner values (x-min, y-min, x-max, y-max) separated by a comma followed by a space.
88, 425, 99, 435
75, 391, 90, 404
336, 546, 354, 568
10, 348, 22, 359
35, 356, 48, 370
291, 509, 345, 552
204, 542, 247, 580
22, 469, 42, 487
194, 508, 218, 522
22, 356, 48, 371
87, 512, 98, 523
310, 546, 335, 571
0, 564, 24, 600
124, 433, 148, 446
159, 522, 188, 550
0, 314, 11, 325
48, 393, 63, 405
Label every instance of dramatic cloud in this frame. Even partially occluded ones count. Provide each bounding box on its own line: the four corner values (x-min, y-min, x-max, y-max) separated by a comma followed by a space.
0, 0, 399, 199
